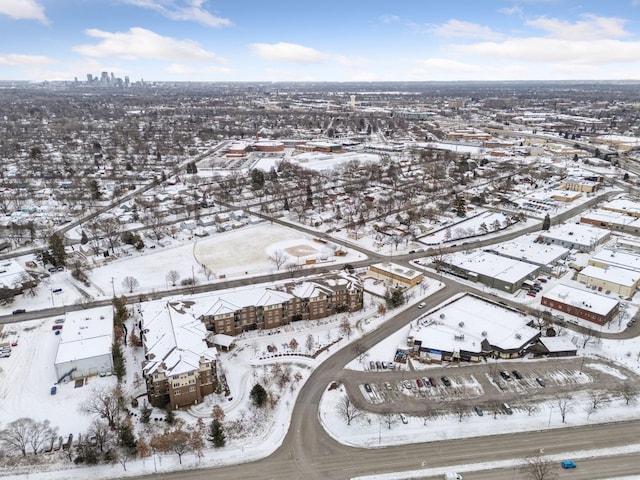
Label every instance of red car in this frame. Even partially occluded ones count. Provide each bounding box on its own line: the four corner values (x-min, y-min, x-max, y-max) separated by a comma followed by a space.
527, 292, 536, 297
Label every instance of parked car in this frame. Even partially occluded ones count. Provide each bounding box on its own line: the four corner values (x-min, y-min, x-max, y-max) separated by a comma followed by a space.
561, 460, 577, 469
500, 371, 511, 380
537, 278, 547, 283
381, 361, 387, 369
403, 380, 413, 389
512, 370, 523, 380
440, 376, 451, 386
54, 318, 65, 324
428, 377, 437, 387
50, 385, 57, 395
627, 319, 635, 328
474, 406, 484, 416
12, 309, 26, 315
52, 325, 63, 331
526, 292, 536, 297
416, 378, 424, 388
369, 361, 375, 370
399, 413, 408, 424
502, 402, 513, 415
536, 377, 546, 387
364, 383, 372, 393
384, 382, 392, 390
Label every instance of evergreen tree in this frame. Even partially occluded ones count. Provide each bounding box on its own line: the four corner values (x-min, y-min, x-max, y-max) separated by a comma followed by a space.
48, 233, 67, 267
140, 403, 152, 424
542, 213, 551, 231
80, 230, 89, 245
112, 340, 126, 382
454, 196, 467, 217
207, 419, 226, 448
112, 297, 128, 325
305, 184, 313, 208
250, 383, 267, 408
250, 169, 265, 190
283, 197, 290, 211
165, 404, 176, 424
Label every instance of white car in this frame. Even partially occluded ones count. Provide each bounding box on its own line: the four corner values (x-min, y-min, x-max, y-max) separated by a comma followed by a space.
418, 303, 426, 309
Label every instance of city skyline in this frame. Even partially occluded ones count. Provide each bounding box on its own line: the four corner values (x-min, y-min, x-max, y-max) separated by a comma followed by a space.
1, 0, 640, 83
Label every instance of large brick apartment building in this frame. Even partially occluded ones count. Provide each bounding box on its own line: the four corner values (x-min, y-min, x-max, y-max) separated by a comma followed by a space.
198, 275, 364, 335
141, 274, 363, 408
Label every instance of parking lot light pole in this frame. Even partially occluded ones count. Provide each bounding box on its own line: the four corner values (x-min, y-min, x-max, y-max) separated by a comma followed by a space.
548, 406, 554, 427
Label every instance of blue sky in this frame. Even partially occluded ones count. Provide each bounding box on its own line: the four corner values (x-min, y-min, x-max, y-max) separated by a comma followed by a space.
1, 0, 640, 82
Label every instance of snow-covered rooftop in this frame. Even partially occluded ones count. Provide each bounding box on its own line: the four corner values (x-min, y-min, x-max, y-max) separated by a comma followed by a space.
580, 265, 638, 288
142, 300, 217, 377
540, 223, 610, 247
487, 237, 569, 266
591, 248, 640, 273
542, 284, 619, 316
446, 250, 539, 283
410, 294, 539, 353
54, 306, 113, 365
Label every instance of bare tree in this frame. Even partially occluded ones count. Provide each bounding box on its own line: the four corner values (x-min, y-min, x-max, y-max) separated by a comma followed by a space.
618, 382, 639, 405
556, 394, 573, 423
122, 276, 140, 293
452, 402, 470, 422
520, 452, 558, 480
352, 339, 369, 365
339, 317, 352, 340
381, 408, 395, 429
588, 391, 608, 410
305, 333, 315, 353
522, 403, 539, 417
166, 270, 180, 287
87, 419, 114, 453
28, 419, 56, 455
0, 418, 34, 456
336, 394, 362, 426
269, 249, 288, 270
79, 386, 121, 429
112, 445, 135, 471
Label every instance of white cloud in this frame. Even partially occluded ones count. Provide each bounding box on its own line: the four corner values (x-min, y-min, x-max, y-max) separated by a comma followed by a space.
498, 6, 523, 16
0, 53, 55, 67
433, 19, 503, 41
379, 14, 400, 24
165, 63, 232, 75
73, 27, 225, 62
451, 15, 640, 66
0, 0, 48, 24
526, 14, 630, 40
250, 42, 330, 64
122, 0, 231, 27
455, 37, 640, 65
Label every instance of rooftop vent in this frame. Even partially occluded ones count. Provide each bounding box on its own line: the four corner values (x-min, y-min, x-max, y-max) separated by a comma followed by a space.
458, 321, 465, 328
481, 331, 488, 337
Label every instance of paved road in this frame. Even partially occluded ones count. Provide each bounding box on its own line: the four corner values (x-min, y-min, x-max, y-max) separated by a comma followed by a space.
124, 282, 640, 480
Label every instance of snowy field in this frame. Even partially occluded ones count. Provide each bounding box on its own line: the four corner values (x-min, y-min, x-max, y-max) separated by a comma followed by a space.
0, 222, 366, 315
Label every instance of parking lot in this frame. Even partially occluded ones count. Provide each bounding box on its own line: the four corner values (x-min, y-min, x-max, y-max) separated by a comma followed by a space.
343, 356, 638, 417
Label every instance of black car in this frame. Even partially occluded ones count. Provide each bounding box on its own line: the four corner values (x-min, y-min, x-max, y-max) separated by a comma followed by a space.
364, 383, 372, 393
440, 376, 451, 386
536, 377, 546, 387
512, 370, 523, 380
474, 405, 484, 416
12, 309, 26, 315
499, 371, 511, 380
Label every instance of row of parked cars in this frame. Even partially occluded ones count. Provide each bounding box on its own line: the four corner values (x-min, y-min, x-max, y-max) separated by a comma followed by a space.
499, 369, 545, 387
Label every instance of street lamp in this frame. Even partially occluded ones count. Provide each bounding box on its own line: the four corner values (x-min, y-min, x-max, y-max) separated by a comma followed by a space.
548, 405, 554, 427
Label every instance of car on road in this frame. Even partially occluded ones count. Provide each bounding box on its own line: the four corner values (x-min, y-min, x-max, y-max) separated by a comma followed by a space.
536, 377, 546, 387
440, 376, 451, 386
628, 319, 635, 328
364, 384, 372, 393
561, 460, 577, 469
418, 303, 426, 309
474, 406, 483, 416
512, 370, 523, 380
500, 371, 511, 380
